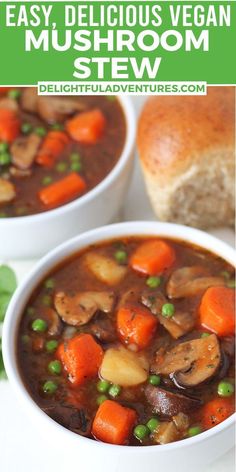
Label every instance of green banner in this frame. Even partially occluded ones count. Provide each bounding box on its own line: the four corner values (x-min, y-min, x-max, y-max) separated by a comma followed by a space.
0, 1, 235, 85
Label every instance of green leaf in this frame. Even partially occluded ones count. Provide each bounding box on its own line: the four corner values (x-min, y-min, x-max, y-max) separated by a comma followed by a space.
0, 265, 17, 294
0, 292, 12, 322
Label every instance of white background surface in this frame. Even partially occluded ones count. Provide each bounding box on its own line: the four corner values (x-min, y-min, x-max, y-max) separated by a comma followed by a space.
0, 96, 235, 471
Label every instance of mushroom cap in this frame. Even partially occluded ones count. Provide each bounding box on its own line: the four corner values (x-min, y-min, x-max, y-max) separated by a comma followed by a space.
145, 385, 201, 417
54, 291, 114, 326
153, 334, 221, 387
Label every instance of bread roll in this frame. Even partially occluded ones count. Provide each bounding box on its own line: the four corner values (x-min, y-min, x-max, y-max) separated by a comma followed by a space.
137, 87, 235, 229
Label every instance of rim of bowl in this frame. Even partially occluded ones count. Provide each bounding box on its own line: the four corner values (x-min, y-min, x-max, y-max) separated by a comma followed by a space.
2, 221, 236, 453
0, 96, 136, 225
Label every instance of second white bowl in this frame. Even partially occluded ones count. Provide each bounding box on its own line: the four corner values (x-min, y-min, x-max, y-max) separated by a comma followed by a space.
0, 96, 136, 260
2, 221, 235, 472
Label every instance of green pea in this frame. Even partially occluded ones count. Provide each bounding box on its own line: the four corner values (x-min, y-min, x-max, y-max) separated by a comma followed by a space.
0, 142, 8, 153
0, 292, 12, 322
134, 424, 149, 441
108, 384, 121, 398
48, 360, 62, 375
31, 318, 47, 333
56, 162, 68, 173
114, 250, 127, 264
70, 152, 81, 162
146, 417, 160, 432
21, 334, 30, 345
148, 374, 161, 386
35, 126, 47, 137
51, 123, 64, 131
188, 426, 202, 437
0, 152, 11, 165
8, 89, 21, 100
227, 279, 235, 288
217, 380, 234, 397
43, 380, 57, 394
44, 278, 55, 290
15, 206, 28, 216
26, 306, 35, 316
220, 271, 230, 280
162, 303, 175, 318
97, 379, 110, 393
45, 340, 58, 353
70, 161, 82, 172
201, 332, 210, 338
21, 123, 32, 134
42, 176, 53, 186
96, 394, 108, 406
42, 295, 52, 306
0, 265, 17, 294
146, 276, 161, 289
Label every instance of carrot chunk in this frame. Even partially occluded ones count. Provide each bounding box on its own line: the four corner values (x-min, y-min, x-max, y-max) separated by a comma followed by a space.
130, 240, 175, 276
199, 287, 235, 336
56, 334, 104, 386
0, 109, 20, 143
0, 87, 12, 95
66, 109, 106, 144
117, 304, 158, 350
36, 131, 69, 167
92, 400, 137, 445
38, 172, 86, 209
201, 397, 234, 430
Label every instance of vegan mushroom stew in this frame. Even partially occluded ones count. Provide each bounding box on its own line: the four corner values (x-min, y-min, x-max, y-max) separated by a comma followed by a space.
17, 237, 235, 446
0, 88, 126, 217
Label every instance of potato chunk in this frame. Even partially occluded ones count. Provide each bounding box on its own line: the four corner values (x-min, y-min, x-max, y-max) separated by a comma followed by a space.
85, 252, 127, 285
100, 346, 148, 386
152, 421, 179, 445
0, 178, 16, 203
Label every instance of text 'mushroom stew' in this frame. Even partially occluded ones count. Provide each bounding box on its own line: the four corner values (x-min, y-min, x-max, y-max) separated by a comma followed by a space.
0, 87, 125, 217
17, 237, 235, 446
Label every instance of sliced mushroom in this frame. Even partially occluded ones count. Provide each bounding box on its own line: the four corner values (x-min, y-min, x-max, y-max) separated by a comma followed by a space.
221, 336, 235, 358
10, 133, 41, 170
167, 266, 225, 298
141, 291, 166, 314
0, 98, 19, 111
43, 308, 62, 336
152, 334, 221, 387
142, 291, 195, 339
145, 385, 201, 417
0, 178, 16, 204
90, 315, 116, 343
45, 405, 90, 436
158, 312, 196, 340
85, 252, 127, 286
37, 96, 87, 123
118, 288, 139, 308
9, 166, 32, 178
152, 421, 180, 445
62, 326, 77, 340
217, 350, 230, 380
20, 88, 38, 113
172, 412, 189, 431
54, 291, 114, 326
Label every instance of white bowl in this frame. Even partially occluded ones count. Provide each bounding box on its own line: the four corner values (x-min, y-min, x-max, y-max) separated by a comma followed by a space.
2, 222, 235, 472
0, 97, 135, 260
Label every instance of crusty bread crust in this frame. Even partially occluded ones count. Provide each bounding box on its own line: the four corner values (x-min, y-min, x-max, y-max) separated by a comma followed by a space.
137, 87, 235, 228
